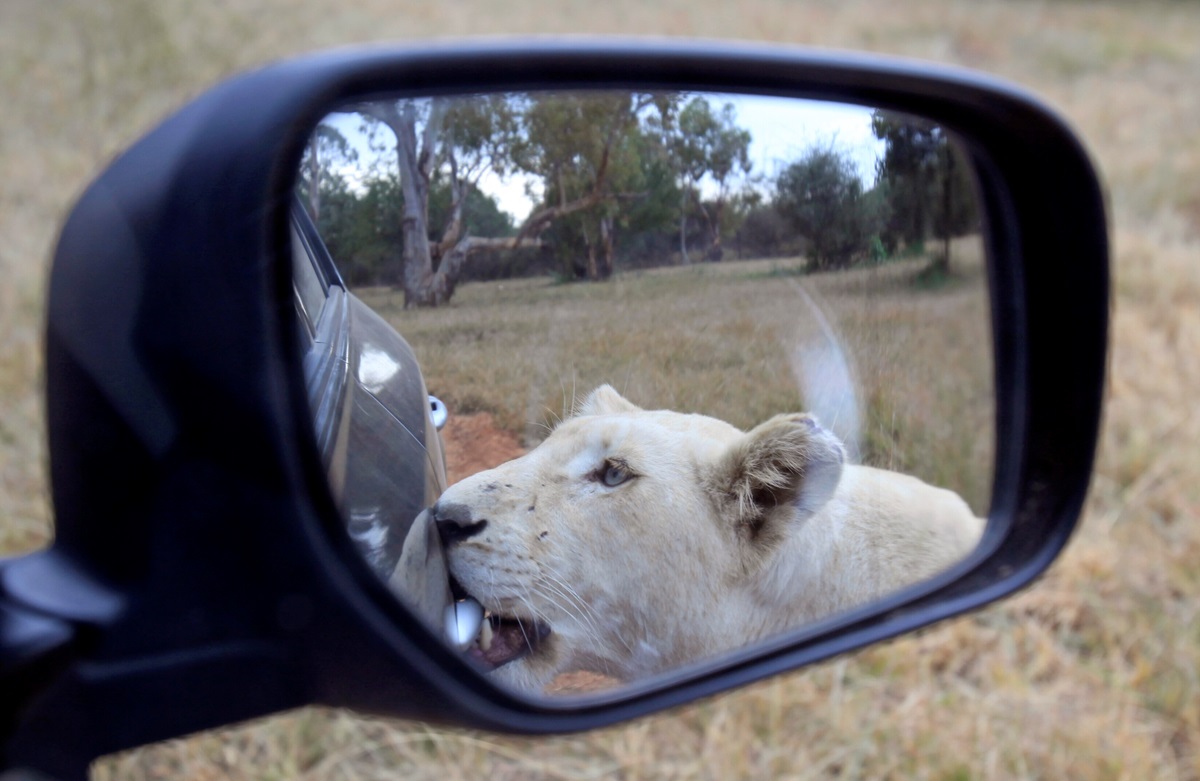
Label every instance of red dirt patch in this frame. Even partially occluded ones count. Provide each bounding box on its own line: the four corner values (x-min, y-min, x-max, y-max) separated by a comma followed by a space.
440, 411, 525, 483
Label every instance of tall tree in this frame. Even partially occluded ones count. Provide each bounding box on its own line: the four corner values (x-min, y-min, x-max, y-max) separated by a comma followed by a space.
668, 98, 752, 263
871, 111, 978, 271
318, 173, 405, 286
871, 111, 941, 254
928, 138, 980, 272
512, 92, 675, 280
298, 123, 358, 222
775, 146, 884, 270
354, 96, 527, 307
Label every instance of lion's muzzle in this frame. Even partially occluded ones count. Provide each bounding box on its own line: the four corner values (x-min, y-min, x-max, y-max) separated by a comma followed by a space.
430, 498, 554, 673
432, 501, 489, 547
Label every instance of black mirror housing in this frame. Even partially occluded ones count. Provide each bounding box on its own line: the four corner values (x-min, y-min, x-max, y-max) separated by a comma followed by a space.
1, 41, 1108, 779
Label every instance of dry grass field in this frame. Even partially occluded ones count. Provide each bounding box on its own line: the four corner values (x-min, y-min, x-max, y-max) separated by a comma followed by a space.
3, 1, 1199, 779
365, 245, 994, 513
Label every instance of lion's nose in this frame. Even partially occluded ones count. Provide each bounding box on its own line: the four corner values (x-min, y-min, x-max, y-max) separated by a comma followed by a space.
432, 501, 488, 548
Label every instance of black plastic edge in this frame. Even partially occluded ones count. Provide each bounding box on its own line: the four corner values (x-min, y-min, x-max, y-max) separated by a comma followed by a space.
257, 41, 1108, 729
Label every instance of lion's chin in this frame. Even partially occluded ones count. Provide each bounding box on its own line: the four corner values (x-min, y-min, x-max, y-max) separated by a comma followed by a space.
448, 576, 556, 689
486, 647, 562, 693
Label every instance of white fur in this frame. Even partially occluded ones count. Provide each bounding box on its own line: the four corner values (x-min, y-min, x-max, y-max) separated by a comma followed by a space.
435, 385, 983, 691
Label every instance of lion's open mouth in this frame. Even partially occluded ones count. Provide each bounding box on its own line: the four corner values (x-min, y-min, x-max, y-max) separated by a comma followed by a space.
450, 575, 551, 671
466, 613, 551, 671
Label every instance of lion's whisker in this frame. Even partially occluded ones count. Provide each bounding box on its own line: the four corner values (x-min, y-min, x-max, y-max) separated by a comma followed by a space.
539, 566, 605, 636
512, 587, 539, 649
536, 572, 601, 642
539, 563, 633, 658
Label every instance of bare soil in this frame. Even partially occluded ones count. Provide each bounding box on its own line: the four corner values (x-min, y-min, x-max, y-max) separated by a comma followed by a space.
440, 411, 525, 484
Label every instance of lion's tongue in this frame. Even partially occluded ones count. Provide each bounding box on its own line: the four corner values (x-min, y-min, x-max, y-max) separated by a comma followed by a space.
480, 622, 531, 668
467, 619, 549, 670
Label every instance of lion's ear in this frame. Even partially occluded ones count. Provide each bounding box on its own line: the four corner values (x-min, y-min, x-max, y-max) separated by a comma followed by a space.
575, 384, 642, 417
707, 413, 845, 543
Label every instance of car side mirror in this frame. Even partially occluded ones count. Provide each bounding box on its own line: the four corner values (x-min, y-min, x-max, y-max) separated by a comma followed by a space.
1, 41, 1108, 779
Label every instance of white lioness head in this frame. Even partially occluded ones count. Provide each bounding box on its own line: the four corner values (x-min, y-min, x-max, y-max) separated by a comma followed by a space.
432, 385, 983, 692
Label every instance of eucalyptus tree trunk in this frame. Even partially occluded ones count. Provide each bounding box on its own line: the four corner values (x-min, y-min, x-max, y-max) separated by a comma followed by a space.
596, 216, 614, 280
359, 100, 445, 306
696, 199, 723, 262
393, 101, 446, 307
306, 133, 321, 221
679, 190, 691, 265
936, 142, 953, 275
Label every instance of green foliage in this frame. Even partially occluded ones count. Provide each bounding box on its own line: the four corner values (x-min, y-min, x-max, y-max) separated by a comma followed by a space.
671, 98, 753, 192
315, 174, 405, 286
871, 111, 979, 257
869, 235, 889, 262
516, 92, 654, 204
930, 142, 981, 242
539, 214, 592, 281
298, 123, 359, 224
618, 129, 682, 235
440, 94, 521, 180
428, 179, 515, 240
306, 167, 517, 287
663, 97, 754, 260
912, 258, 955, 290
737, 202, 803, 259
774, 147, 886, 270
515, 92, 683, 279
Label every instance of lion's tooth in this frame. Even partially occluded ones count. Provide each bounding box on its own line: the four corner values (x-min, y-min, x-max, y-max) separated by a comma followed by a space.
444, 597, 484, 651
479, 617, 494, 651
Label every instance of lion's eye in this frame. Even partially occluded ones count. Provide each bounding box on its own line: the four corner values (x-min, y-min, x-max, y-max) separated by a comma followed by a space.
601, 462, 632, 487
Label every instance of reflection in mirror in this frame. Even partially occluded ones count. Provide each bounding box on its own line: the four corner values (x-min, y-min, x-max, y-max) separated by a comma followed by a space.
293, 89, 992, 697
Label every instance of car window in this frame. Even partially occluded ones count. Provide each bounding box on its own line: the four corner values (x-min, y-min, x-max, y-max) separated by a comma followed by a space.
292, 222, 328, 336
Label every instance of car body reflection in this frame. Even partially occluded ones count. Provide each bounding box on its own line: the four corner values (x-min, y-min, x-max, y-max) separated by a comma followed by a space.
291, 199, 448, 583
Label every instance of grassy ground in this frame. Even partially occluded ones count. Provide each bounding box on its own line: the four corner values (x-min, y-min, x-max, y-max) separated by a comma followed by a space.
4, 1, 1199, 779
364, 245, 993, 512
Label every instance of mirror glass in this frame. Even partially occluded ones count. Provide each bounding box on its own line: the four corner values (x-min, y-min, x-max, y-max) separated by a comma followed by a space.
292, 89, 992, 697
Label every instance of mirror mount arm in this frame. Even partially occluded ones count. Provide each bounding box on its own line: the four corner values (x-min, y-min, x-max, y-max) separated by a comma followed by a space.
0, 601, 79, 777
0, 551, 124, 775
